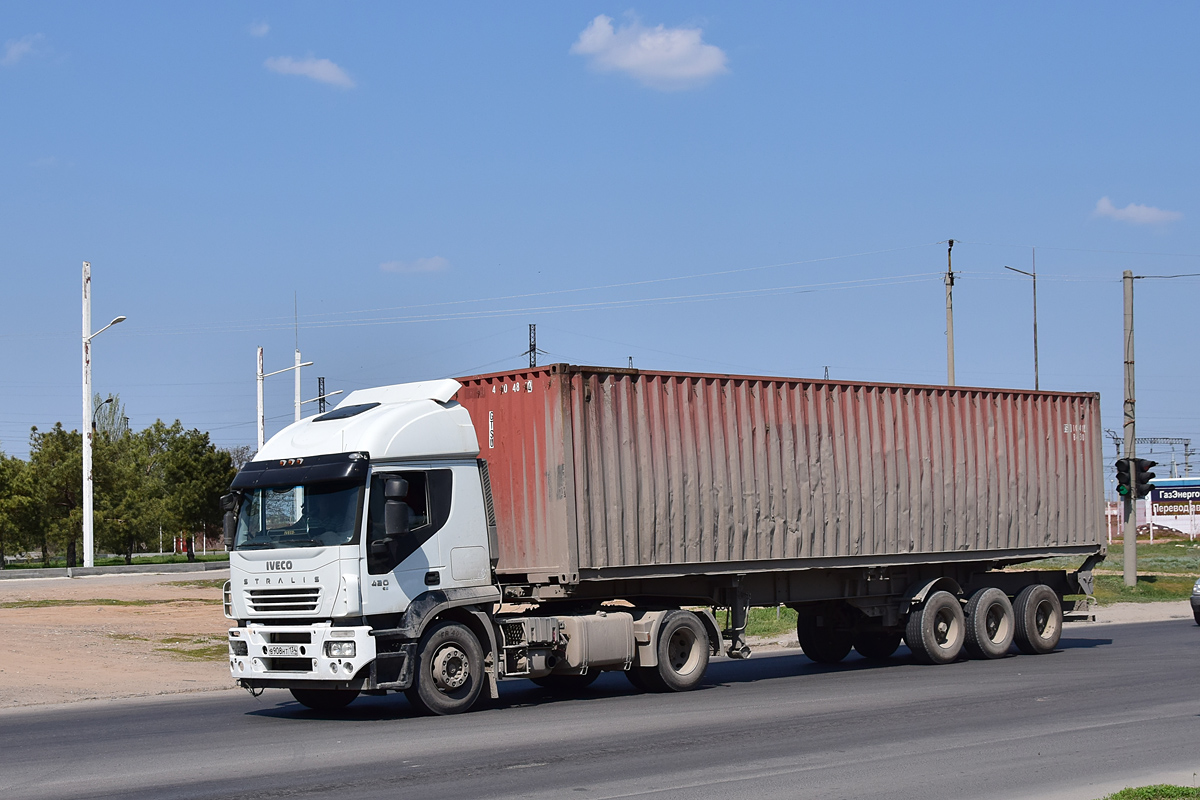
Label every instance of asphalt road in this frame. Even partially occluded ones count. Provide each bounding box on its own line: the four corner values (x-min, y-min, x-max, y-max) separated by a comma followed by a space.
2, 619, 1198, 800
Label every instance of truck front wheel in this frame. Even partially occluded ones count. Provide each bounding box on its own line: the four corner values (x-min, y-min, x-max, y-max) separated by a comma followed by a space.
406, 621, 485, 715
640, 611, 709, 692
289, 687, 359, 711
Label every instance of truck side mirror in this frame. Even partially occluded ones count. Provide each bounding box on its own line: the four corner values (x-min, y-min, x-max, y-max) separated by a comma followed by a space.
220, 493, 240, 549
382, 477, 412, 538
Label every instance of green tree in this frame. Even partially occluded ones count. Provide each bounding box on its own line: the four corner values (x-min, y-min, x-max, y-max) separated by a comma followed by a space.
0, 453, 36, 568
164, 427, 235, 561
27, 424, 82, 567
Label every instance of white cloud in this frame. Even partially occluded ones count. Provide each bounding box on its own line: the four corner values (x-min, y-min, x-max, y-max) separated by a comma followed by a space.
1094, 196, 1182, 226
380, 257, 450, 274
264, 55, 355, 89
2, 34, 44, 67
248, 21, 270, 38
570, 14, 727, 90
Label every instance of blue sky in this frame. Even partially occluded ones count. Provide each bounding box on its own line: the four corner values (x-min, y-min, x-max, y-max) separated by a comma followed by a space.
2, 3, 1198, 480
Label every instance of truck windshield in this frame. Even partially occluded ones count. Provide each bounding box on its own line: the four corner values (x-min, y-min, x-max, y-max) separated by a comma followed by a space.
234, 481, 364, 550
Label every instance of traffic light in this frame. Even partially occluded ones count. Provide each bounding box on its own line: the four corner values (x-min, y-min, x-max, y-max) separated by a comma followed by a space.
1115, 458, 1132, 497
1133, 459, 1157, 498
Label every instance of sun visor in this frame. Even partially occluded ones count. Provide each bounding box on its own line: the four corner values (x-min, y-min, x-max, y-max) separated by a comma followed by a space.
231, 452, 370, 490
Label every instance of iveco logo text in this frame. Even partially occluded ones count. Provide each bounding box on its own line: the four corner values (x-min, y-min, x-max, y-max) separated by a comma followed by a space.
265, 561, 293, 571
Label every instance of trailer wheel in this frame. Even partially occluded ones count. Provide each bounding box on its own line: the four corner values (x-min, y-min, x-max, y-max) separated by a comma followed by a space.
797, 616, 853, 664
641, 611, 709, 692
853, 630, 902, 661
530, 672, 600, 693
289, 687, 359, 711
405, 621, 485, 715
905, 590, 965, 665
1013, 584, 1062, 655
963, 588, 1015, 659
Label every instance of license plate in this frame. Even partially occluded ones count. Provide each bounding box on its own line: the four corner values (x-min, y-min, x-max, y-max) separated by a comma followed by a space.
266, 644, 300, 657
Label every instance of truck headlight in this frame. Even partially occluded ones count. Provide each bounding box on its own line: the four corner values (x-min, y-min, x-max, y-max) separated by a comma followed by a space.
1192, 579, 1200, 596
229, 640, 249, 656
325, 641, 356, 658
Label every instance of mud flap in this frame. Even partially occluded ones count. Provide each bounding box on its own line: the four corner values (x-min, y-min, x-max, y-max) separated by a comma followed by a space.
369, 642, 417, 690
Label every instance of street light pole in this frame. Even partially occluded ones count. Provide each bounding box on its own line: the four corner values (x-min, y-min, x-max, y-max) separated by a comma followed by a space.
1004, 249, 1040, 391
82, 261, 126, 570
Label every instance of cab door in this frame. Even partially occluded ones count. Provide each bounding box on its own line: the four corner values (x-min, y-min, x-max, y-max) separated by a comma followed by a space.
360, 468, 452, 614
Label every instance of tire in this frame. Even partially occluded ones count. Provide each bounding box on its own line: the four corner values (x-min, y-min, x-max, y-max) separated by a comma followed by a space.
963, 587, 1015, 659
1194, 609, 1200, 626
289, 687, 359, 711
640, 611, 710, 693
530, 672, 600, 693
625, 667, 650, 691
1012, 584, 1062, 655
905, 590, 965, 665
405, 621, 485, 715
853, 630, 902, 661
797, 615, 854, 664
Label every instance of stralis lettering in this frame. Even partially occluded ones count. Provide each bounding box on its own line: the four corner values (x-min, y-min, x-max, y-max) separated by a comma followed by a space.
265, 561, 293, 571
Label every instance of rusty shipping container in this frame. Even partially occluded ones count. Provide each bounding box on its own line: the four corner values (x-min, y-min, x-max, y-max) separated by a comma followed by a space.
454, 364, 1105, 585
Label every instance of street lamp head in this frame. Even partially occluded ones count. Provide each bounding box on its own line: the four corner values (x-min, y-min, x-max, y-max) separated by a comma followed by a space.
110, 315, 126, 326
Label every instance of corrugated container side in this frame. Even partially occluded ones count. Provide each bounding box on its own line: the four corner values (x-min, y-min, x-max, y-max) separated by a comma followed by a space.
456, 365, 1104, 581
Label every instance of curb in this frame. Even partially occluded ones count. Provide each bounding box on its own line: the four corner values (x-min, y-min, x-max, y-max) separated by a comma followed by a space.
0, 561, 230, 581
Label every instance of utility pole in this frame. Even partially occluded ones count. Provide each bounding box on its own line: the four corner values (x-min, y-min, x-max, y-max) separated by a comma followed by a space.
1123, 270, 1137, 588
529, 324, 536, 368
945, 239, 956, 386
257, 347, 313, 450
294, 349, 302, 422
318, 377, 327, 413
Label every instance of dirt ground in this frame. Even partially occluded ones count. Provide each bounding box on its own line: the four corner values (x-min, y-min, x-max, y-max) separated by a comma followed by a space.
0, 571, 237, 708
0, 571, 1192, 709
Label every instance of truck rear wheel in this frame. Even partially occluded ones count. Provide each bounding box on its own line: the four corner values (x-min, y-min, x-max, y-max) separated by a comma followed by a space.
797, 616, 853, 664
405, 621, 485, 715
641, 611, 709, 692
853, 630, 902, 661
905, 590, 965, 665
289, 687, 359, 711
963, 588, 1015, 659
1013, 584, 1062, 655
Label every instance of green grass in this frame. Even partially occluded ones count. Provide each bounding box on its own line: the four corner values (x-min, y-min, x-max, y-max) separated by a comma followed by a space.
0, 597, 220, 609
155, 637, 229, 661
743, 606, 799, 638
1100, 786, 1200, 800
1, 553, 229, 570
1021, 541, 1200, 576
1091, 574, 1197, 604
171, 578, 227, 590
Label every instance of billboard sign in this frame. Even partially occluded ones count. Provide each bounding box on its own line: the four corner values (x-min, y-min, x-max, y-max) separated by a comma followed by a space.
1150, 485, 1200, 516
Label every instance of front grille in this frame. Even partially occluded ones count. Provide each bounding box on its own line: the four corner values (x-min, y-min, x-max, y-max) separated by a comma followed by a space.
245, 587, 321, 613
270, 631, 312, 644
265, 657, 312, 672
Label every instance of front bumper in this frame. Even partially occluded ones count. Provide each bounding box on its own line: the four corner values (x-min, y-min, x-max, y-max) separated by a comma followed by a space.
229, 623, 376, 683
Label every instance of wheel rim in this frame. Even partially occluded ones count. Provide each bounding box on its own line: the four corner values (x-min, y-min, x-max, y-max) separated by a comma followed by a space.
666, 627, 700, 675
1033, 599, 1059, 641
985, 603, 1011, 644
431, 643, 470, 691
933, 607, 961, 649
